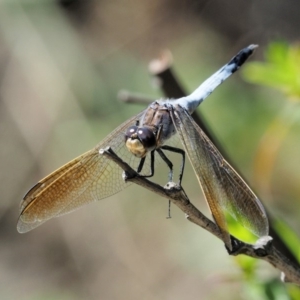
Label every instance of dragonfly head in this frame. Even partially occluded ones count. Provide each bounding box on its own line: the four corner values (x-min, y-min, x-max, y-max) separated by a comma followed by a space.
125, 125, 157, 158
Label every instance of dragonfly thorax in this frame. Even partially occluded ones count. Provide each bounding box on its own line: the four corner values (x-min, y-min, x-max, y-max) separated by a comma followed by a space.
125, 125, 157, 158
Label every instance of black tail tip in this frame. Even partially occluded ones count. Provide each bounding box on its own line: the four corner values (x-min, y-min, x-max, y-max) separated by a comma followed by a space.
228, 44, 258, 72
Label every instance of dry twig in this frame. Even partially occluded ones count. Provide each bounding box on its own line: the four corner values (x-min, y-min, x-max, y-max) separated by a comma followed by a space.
101, 147, 300, 285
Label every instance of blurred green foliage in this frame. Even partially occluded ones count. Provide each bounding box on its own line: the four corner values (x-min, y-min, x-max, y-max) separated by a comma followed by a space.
273, 219, 300, 264
243, 42, 300, 100
1, 0, 300, 298
238, 41, 300, 300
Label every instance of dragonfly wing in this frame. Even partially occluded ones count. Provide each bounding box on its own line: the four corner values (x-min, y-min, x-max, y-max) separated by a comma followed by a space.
171, 104, 269, 249
17, 110, 147, 233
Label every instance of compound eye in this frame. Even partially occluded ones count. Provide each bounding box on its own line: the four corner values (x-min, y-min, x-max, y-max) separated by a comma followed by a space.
137, 127, 156, 149
125, 125, 138, 140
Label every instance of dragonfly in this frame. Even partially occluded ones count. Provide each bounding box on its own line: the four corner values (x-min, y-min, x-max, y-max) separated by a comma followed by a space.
17, 44, 269, 250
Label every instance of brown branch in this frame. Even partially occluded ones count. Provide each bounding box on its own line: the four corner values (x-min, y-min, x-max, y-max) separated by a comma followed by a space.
100, 147, 300, 285
118, 90, 155, 105
148, 51, 300, 268
148, 50, 220, 147
115, 50, 300, 282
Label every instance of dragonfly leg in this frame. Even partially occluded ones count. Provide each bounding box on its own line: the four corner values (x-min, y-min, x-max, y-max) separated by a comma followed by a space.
137, 156, 146, 173
160, 145, 185, 186
137, 150, 155, 177
156, 148, 174, 219
156, 148, 173, 182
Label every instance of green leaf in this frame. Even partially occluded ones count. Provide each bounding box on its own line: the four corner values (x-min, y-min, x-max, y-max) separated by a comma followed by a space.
272, 218, 300, 264
242, 41, 300, 99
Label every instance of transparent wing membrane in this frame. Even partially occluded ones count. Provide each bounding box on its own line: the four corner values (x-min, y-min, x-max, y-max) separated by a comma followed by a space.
18, 45, 267, 242
171, 105, 269, 249
18, 111, 147, 232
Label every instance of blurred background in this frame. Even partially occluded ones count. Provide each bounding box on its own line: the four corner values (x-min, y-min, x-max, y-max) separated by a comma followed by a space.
1, 0, 300, 299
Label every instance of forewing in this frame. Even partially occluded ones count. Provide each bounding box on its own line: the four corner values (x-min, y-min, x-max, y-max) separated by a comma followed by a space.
171, 105, 269, 247
17, 110, 148, 233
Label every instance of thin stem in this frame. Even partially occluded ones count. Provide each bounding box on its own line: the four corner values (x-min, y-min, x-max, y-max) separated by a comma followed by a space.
100, 146, 300, 285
